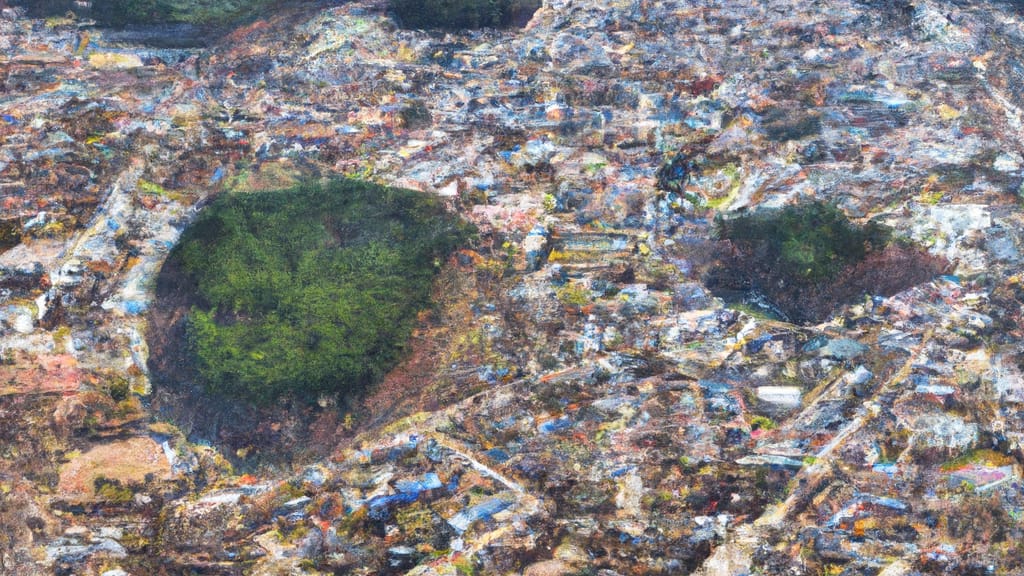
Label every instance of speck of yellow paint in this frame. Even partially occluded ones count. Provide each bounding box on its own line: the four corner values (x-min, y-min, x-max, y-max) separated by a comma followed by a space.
936, 104, 961, 121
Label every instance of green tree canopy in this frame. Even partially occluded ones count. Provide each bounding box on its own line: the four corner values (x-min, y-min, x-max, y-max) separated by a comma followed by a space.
13, 0, 281, 27
90, 0, 274, 26
389, 0, 542, 30
703, 201, 940, 325
714, 201, 891, 283
171, 179, 472, 405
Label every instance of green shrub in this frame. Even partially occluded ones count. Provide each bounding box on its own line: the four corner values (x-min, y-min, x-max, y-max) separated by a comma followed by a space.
389, 0, 542, 30
760, 107, 822, 142
170, 179, 472, 405
94, 476, 134, 504
0, 219, 20, 253
749, 415, 777, 431
556, 282, 591, 307
106, 377, 131, 402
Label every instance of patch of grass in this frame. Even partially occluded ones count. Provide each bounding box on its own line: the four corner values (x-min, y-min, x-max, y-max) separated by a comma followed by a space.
169, 179, 473, 405
453, 556, 476, 576
556, 282, 591, 307
94, 476, 134, 504
940, 449, 1016, 472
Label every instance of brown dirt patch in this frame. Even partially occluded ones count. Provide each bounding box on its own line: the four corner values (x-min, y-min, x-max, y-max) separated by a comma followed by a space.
0, 353, 82, 396
58, 436, 172, 500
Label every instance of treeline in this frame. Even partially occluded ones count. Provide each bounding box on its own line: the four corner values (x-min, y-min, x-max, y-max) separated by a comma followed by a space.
390, 0, 542, 29
15, 0, 542, 30
12, 0, 278, 27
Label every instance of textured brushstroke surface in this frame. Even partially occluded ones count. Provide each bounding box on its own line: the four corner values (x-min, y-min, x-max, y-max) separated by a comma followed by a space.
1, 0, 1024, 573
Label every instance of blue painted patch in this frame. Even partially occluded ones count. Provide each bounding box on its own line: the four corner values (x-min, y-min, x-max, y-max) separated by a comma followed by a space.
122, 300, 148, 315
907, 373, 930, 387
395, 473, 442, 495
367, 492, 419, 520
856, 493, 908, 510
610, 466, 635, 478
484, 448, 510, 463
745, 334, 773, 353
538, 416, 572, 434
873, 462, 897, 477
448, 498, 513, 532
801, 335, 828, 353
698, 379, 731, 394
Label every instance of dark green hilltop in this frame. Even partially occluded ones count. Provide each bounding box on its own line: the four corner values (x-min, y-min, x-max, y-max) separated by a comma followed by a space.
14, 0, 542, 29
162, 179, 473, 405
707, 201, 945, 324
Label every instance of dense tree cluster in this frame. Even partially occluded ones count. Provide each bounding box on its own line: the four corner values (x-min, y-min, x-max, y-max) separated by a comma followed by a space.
13, 0, 278, 26
389, 0, 542, 30
17, 0, 542, 29
707, 201, 944, 324
91, 0, 275, 26
714, 201, 891, 283
169, 179, 472, 404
